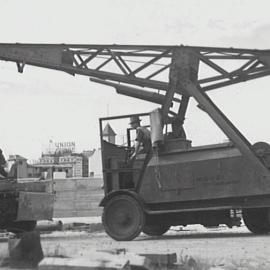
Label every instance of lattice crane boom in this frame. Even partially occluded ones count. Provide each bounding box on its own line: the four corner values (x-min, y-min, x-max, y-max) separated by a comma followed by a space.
0, 43, 269, 92
1, 43, 270, 174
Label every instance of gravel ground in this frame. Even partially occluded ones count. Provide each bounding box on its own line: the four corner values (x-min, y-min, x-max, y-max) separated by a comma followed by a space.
40, 226, 266, 257
38, 226, 270, 266
1, 223, 270, 269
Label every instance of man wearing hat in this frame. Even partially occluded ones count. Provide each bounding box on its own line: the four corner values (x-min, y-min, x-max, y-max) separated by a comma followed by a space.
129, 116, 151, 161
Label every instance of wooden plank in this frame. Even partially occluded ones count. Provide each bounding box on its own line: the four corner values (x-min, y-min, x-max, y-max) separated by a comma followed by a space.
38, 250, 130, 270
96, 251, 154, 270
121, 253, 153, 270
139, 253, 177, 266
39, 255, 129, 270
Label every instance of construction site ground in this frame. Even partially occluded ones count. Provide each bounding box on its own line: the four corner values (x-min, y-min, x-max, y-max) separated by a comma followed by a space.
1, 217, 270, 269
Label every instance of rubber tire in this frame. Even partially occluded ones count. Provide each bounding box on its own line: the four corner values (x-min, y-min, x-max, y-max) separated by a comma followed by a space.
243, 208, 270, 234
143, 224, 170, 236
102, 195, 145, 241
7, 220, 37, 233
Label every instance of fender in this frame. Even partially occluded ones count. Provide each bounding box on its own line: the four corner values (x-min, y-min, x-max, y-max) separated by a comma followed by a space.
99, 189, 145, 207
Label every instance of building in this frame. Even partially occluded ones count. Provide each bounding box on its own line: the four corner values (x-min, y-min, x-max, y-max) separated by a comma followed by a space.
8, 155, 29, 179
7, 141, 94, 179
27, 141, 95, 179
103, 123, 116, 144
31, 163, 73, 179
82, 150, 92, 177
59, 154, 83, 177
89, 148, 102, 177
34, 150, 92, 178
89, 123, 116, 177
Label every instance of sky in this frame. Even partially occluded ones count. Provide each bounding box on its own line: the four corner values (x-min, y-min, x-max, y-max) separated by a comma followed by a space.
0, 0, 270, 160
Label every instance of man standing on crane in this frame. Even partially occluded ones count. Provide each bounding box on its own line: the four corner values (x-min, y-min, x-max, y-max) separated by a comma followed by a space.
129, 116, 152, 161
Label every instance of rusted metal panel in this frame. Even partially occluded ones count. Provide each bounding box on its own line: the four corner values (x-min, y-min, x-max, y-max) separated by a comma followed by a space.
157, 163, 194, 190
140, 144, 270, 204
16, 192, 54, 221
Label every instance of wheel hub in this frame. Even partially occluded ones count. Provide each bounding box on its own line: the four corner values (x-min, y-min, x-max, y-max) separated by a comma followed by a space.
102, 194, 145, 241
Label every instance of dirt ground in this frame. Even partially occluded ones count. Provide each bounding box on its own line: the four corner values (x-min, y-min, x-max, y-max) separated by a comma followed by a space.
1, 225, 270, 269
46, 226, 270, 258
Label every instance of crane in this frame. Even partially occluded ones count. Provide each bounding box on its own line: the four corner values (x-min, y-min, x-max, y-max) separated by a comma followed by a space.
1, 43, 270, 240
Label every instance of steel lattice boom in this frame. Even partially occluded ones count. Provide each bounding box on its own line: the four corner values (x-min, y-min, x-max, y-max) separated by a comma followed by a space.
0, 43, 269, 92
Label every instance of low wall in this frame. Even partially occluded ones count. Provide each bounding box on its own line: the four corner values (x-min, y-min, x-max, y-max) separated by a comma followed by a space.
53, 177, 104, 218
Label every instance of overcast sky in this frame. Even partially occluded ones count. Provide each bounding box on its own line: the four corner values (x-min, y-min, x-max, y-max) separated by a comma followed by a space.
0, 0, 270, 160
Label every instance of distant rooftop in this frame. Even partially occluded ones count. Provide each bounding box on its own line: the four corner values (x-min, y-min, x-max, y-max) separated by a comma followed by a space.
8, 154, 27, 161
103, 123, 116, 136
32, 164, 73, 168
82, 150, 95, 157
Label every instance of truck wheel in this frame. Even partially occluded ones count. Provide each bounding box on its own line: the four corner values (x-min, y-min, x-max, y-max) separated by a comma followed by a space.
143, 224, 170, 236
7, 221, 37, 233
243, 208, 270, 234
102, 195, 145, 241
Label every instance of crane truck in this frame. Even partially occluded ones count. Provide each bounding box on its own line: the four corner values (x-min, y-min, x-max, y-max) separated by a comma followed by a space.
0, 43, 270, 240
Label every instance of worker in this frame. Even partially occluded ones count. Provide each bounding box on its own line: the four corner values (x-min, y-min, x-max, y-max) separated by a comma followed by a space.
0, 149, 8, 178
129, 116, 152, 161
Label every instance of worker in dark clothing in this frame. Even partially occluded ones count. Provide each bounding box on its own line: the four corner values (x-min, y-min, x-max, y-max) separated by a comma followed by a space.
129, 116, 152, 161
0, 149, 8, 178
